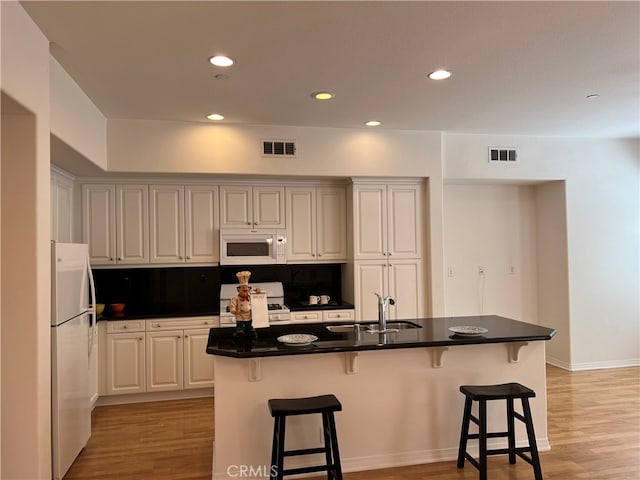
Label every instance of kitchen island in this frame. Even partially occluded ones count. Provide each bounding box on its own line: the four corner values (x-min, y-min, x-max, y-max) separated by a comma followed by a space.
207, 316, 555, 479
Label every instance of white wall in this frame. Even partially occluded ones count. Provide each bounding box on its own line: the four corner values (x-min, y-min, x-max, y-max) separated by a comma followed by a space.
50, 57, 108, 170
443, 184, 538, 323
535, 181, 571, 367
444, 134, 640, 369
0, 2, 52, 478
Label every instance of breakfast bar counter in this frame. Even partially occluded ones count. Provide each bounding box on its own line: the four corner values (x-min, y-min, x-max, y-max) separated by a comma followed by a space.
207, 316, 555, 479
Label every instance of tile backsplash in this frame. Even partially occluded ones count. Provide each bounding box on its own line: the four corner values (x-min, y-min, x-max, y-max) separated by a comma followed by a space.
93, 264, 343, 316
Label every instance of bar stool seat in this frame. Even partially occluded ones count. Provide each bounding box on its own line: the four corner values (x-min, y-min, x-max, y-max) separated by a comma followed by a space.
457, 382, 543, 480
268, 394, 343, 480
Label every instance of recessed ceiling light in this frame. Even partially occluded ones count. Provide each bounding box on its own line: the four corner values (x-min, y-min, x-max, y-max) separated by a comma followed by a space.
365, 120, 381, 127
428, 69, 452, 80
586, 93, 600, 100
209, 55, 234, 67
207, 113, 224, 121
311, 91, 335, 100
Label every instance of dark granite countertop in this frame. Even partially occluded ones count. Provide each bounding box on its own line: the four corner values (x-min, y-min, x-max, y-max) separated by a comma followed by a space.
288, 301, 354, 312
206, 315, 556, 358
99, 311, 219, 321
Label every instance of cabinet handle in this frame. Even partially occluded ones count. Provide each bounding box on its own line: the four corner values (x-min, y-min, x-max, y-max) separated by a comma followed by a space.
383, 252, 387, 256
388, 252, 392, 256
186, 256, 190, 260
123, 325, 127, 329
179, 256, 183, 260
138, 337, 143, 341
118, 257, 122, 261
176, 335, 181, 339
185, 334, 189, 338
254, 222, 259, 226
318, 254, 322, 257
203, 321, 209, 325
247, 222, 251, 225
109, 257, 113, 262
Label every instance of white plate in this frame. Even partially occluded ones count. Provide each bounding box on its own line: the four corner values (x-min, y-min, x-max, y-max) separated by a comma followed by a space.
277, 334, 318, 346
449, 326, 488, 337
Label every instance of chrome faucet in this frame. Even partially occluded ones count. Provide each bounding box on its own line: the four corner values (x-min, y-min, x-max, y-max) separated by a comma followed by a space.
374, 292, 396, 332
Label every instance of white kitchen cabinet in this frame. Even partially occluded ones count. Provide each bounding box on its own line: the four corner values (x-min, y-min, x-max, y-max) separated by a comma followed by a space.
150, 184, 219, 264
149, 185, 184, 263
353, 182, 423, 260
185, 185, 219, 263
82, 184, 117, 265
286, 186, 346, 262
220, 185, 285, 228
106, 331, 145, 395
354, 259, 424, 321
323, 309, 355, 322
89, 322, 99, 406
146, 330, 183, 392
116, 184, 149, 264
290, 311, 322, 323
146, 318, 215, 390
183, 328, 215, 389
51, 169, 74, 243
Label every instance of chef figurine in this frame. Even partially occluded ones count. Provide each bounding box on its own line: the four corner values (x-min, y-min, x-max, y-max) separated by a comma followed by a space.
229, 271, 256, 337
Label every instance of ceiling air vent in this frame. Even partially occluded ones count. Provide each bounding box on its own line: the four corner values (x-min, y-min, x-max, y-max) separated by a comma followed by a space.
262, 140, 296, 157
489, 147, 518, 164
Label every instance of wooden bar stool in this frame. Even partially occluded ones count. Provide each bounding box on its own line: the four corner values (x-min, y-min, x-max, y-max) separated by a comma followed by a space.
457, 382, 543, 480
268, 394, 343, 480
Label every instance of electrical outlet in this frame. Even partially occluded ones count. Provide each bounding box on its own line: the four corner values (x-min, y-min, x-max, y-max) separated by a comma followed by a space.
478, 266, 485, 275
509, 265, 516, 275
447, 266, 454, 277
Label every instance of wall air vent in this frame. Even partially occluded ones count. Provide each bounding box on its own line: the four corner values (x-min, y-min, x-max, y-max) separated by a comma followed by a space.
262, 140, 296, 157
489, 147, 518, 164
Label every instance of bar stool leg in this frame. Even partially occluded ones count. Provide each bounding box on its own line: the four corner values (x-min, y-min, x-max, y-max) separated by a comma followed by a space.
507, 398, 516, 464
327, 412, 343, 480
275, 416, 286, 480
321, 412, 334, 480
270, 416, 280, 480
478, 400, 488, 480
457, 397, 473, 468
521, 398, 544, 480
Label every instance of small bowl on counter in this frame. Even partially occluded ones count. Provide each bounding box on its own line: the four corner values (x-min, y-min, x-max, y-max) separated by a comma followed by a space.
95, 304, 105, 317
110, 303, 125, 316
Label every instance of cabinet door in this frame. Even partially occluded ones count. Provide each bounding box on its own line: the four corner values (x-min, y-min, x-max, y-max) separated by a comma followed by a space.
253, 186, 285, 228
149, 185, 184, 263
88, 325, 99, 406
185, 185, 219, 263
107, 332, 145, 395
317, 187, 347, 261
220, 186, 252, 228
353, 185, 387, 260
116, 184, 149, 264
388, 259, 424, 320
146, 330, 183, 392
286, 188, 316, 262
51, 172, 74, 243
82, 184, 116, 265
354, 262, 388, 321
387, 184, 422, 258
184, 328, 215, 389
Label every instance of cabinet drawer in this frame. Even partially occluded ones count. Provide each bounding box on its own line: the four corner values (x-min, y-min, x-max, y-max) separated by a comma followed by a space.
291, 311, 321, 323
146, 317, 218, 331
107, 320, 145, 333
323, 310, 355, 322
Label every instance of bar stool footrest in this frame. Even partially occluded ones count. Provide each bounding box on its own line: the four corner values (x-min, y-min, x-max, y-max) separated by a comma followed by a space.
283, 464, 336, 476
283, 447, 326, 457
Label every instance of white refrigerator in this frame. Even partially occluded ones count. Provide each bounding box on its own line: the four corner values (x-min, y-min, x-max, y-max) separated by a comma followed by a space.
51, 242, 96, 480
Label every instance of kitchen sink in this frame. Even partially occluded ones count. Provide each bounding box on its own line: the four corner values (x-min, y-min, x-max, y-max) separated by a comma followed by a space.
326, 321, 422, 333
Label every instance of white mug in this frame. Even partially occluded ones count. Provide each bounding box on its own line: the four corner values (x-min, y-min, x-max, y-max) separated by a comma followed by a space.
309, 295, 320, 305
320, 295, 331, 305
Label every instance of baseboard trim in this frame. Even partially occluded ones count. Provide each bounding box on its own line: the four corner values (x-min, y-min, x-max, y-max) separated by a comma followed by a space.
547, 357, 640, 371
95, 387, 214, 406
211, 438, 550, 479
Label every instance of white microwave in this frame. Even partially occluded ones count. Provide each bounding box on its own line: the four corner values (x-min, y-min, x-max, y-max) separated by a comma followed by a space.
219, 229, 287, 265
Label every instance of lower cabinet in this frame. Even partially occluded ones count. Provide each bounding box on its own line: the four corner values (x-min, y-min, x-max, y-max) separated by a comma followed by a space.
104, 317, 216, 397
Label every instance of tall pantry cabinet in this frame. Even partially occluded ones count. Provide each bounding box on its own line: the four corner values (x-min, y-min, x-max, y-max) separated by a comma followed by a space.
350, 180, 426, 321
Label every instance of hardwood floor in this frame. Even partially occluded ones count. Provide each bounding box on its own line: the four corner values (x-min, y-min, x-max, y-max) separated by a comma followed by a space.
65, 365, 639, 479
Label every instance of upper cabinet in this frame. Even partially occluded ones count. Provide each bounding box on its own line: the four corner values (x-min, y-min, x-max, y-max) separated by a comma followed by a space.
51, 169, 75, 243
286, 186, 347, 263
353, 182, 423, 260
84, 183, 219, 265
82, 184, 117, 265
220, 185, 285, 229
116, 184, 149, 264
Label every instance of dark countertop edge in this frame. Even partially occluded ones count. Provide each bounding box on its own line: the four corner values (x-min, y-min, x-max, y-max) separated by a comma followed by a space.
99, 311, 219, 321
288, 303, 355, 312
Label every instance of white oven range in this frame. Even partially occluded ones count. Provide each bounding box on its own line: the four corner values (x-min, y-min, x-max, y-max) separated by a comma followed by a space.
219, 282, 298, 327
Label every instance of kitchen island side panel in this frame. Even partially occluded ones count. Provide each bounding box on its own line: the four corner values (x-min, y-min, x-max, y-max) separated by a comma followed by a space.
211, 341, 548, 478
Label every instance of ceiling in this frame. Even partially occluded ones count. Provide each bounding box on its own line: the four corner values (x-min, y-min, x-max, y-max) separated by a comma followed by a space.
21, 1, 640, 138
